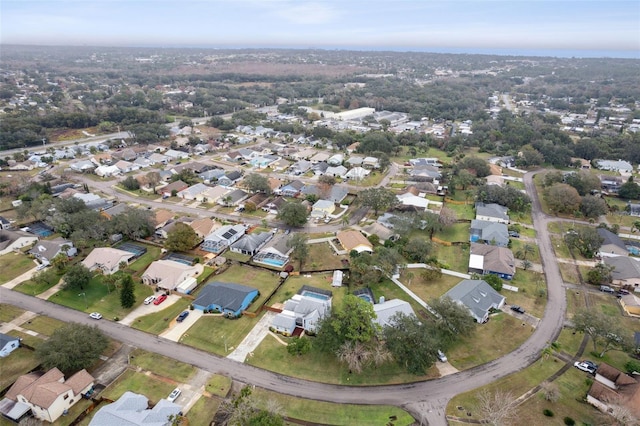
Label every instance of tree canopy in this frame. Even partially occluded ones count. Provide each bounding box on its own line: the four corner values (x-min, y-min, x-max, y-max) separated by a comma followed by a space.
277, 202, 308, 227
358, 187, 398, 215
36, 323, 108, 373
165, 222, 200, 252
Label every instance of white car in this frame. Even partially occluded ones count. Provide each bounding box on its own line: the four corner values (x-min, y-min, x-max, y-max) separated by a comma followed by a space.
437, 350, 447, 363
574, 361, 597, 374
143, 295, 156, 305
36, 262, 50, 271
167, 388, 181, 402
89, 312, 102, 320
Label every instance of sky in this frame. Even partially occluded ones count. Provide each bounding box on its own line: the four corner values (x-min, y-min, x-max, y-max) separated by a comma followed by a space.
2, 0, 639, 57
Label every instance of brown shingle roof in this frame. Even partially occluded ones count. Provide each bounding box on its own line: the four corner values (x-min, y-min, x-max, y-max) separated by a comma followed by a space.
336, 230, 372, 252
5, 368, 72, 409
598, 363, 638, 387
154, 209, 174, 227
64, 369, 94, 394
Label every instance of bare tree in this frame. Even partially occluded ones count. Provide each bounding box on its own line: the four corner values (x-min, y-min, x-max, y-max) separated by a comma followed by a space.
475, 389, 517, 426
600, 402, 638, 426
540, 382, 560, 402
336, 341, 372, 373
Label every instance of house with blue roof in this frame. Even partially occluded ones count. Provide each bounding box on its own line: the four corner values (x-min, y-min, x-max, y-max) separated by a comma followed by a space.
193, 282, 259, 317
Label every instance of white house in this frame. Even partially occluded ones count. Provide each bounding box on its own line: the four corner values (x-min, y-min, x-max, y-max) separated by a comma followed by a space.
0, 230, 38, 256
81, 248, 135, 275
95, 165, 121, 177
0, 333, 20, 357
141, 259, 202, 291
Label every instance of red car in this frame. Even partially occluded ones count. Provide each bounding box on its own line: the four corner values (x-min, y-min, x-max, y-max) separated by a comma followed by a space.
153, 294, 167, 305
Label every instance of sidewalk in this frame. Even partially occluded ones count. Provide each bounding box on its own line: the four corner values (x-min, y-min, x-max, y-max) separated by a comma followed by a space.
2, 265, 38, 289
37, 278, 64, 300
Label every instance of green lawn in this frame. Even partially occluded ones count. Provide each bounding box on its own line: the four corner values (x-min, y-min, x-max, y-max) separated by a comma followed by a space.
0, 348, 40, 391
124, 244, 162, 274
443, 202, 475, 220
398, 271, 462, 302
101, 370, 175, 405
272, 274, 348, 308
20, 315, 65, 336
214, 264, 281, 310
206, 374, 232, 397
0, 252, 35, 283
505, 270, 547, 318
186, 396, 220, 425
14, 270, 63, 296
510, 239, 541, 264
248, 334, 438, 385
447, 313, 535, 370
129, 349, 196, 382
252, 387, 415, 425
181, 313, 264, 356
51, 276, 153, 319
370, 278, 430, 317
131, 298, 191, 334
0, 304, 25, 322
304, 242, 347, 271
433, 223, 470, 243
432, 243, 469, 273
558, 263, 581, 284
7, 329, 45, 348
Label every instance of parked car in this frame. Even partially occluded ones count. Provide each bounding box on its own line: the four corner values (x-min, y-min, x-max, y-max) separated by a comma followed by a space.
36, 262, 50, 271
143, 295, 156, 305
574, 360, 597, 374
437, 350, 447, 363
508, 231, 520, 238
167, 388, 181, 402
176, 311, 189, 322
89, 312, 102, 320
600, 285, 615, 294
510, 305, 526, 314
153, 294, 168, 305
617, 289, 630, 296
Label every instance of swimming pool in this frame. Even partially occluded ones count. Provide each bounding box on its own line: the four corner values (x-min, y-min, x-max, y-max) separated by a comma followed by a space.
357, 294, 374, 304
301, 290, 330, 301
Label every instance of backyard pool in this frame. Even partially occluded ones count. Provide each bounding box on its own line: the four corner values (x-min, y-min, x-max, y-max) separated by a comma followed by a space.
301, 290, 330, 301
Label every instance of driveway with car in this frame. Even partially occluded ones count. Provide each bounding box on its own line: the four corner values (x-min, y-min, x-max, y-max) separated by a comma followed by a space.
119, 294, 182, 326
160, 309, 203, 342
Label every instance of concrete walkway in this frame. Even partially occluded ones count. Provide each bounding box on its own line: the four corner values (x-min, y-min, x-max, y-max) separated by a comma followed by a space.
405, 263, 471, 279
37, 278, 65, 300
2, 265, 38, 289
0, 310, 38, 334
227, 311, 276, 363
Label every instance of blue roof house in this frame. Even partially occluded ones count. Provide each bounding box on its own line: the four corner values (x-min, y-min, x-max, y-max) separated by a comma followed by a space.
193, 282, 259, 317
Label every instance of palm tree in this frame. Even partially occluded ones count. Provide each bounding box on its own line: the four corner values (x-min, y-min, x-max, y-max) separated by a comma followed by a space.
341, 214, 350, 227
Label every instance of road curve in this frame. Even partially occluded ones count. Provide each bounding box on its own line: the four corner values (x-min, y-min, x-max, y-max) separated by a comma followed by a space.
0, 171, 566, 423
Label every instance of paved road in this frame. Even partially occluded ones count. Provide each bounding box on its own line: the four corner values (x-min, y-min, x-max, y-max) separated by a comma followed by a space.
0, 171, 567, 424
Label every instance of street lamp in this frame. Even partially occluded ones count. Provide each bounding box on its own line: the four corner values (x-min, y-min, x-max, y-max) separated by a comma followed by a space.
222, 335, 228, 353
78, 292, 88, 309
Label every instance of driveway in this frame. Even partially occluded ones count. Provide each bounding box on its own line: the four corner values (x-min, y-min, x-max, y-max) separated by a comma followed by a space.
227, 311, 276, 362
119, 294, 182, 326
2, 265, 38, 289
160, 309, 203, 342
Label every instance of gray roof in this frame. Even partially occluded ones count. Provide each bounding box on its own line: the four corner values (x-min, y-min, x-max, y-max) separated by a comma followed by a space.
29, 238, 74, 261
470, 220, 509, 246
597, 228, 627, 251
301, 185, 348, 203
225, 188, 248, 203
469, 243, 515, 275
444, 279, 505, 323
230, 232, 272, 253
0, 332, 19, 348
475, 202, 509, 221
373, 299, 415, 328
605, 256, 640, 280
194, 282, 258, 311
259, 234, 293, 257
89, 391, 181, 426
102, 203, 129, 217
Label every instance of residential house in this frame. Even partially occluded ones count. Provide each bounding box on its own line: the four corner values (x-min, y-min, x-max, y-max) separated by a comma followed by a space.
100, 203, 130, 220
94, 165, 120, 177
193, 282, 259, 317
629, 203, 640, 217
217, 188, 248, 207
262, 196, 286, 215
133, 157, 152, 168
201, 224, 247, 253
336, 230, 373, 253
0, 230, 38, 256
397, 191, 429, 210
289, 148, 316, 161
3, 368, 94, 423
444, 279, 506, 323
0, 333, 20, 357
619, 293, 640, 317
327, 154, 344, 166
409, 166, 442, 183
114, 160, 140, 174
346, 142, 360, 154
270, 158, 291, 172
189, 217, 220, 239
218, 171, 243, 187
344, 167, 370, 181
469, 220, 509, 247
346, 156, 364, 167
312, 161, 330, 176
468, 243, 516, 280
271, 286, 332, 335
324, 165, 347, 178
29, 238, 76, 264
475, 202, 509, 224
238, 148, 258, 161
172, 161, 210, 174
0, 216, 12, 230
196, 185, 230, 204
177, 183, 209, 201
69, 160, 96, 173
148, 153, 169, 165
604, 256, 640, 288
586, 363, 640, 420
596, 159, 633, 173
485, 175, 505, 187
571, 157, 591, 169
89, 391, 181, 426
250, 155, 280, 169
373, 299, 415, 328
164, 149, 189, 161
362, 156, 380, 169
193, 143, 211, 155
253, 234, 294, 268
362, 222, 398, 242
153, 209, 174, 229
199, 169, 226, 184
160, 180, 189, 198
230, 231, 273, 256
290, 160, 312, 175
223, 151, 243, 162
301, 185, 348, 204
243, 193, 268, 210
597, 228, 629, 258
82, 248, 135, 275
278, 180, 305, 197
600, 175, 623, 193
141, 259, 201, 290
311, 200, 335, 218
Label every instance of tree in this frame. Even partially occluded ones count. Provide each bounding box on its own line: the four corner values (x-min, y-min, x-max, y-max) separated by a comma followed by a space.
586, 263, 614, 285
315, 295, 378, 354
165, 223, 199, 252
109, 207, 155, 239
145, 171, 161, 192
565, 227, 603, 258
121, 175, 140, 191
277, 202, 308, 227
541, 382, 560, 403
564, 170, 601, 196
483, 274, 503, 292
580, 195, 608, 219
357, 187, 398, 215
457, 157, 490, 178
515, 243, 535, 261
36, 323, 108, 373
438, 206, 458, 227
243, 173, 271, 194
545, 183, 581, 214
217, 386, 284, 426
63, 264, 92, 291
287, 233, 309, 269
573, 309, 633, 357
120, 274, 136, 308
382, 312, 441, 375
336, 340, 372, 374
287, 336, 311, 356
429, 297, 475, 340
618, 176, 640, 199
474, 389, 517, 426
401, 238, 432, 263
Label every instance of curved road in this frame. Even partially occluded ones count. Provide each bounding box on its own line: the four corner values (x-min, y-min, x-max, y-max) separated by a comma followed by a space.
1, 171, 566, 424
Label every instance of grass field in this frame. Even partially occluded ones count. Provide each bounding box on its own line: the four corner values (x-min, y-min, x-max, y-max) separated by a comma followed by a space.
206, 375, 232, 397
510, 239, 541, 264
0, 253, 35, 283
131, 298, 191, 334
20, 315, 65, 336
181, 312, 264, 356
125, 245, 162, 274
248, 333, 438, 385
101, 370, 175, 405
186, 396, 220, 425
272, 273, 349, 307
398, 271, 461, 302
505, 270, 547, 318
305, 242, 347, 271
129, 349, 196, 382
7, 329, 45, 348
0, 348, 40, 391
443, 202, 475, 220
14, 270, 63, 295
433, 222, 470, 243
0, 304, 25, 322
371, 278, 431, 316
214, 264, 281, 310
251, 387, 415, 425
433, 243, 469, 273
